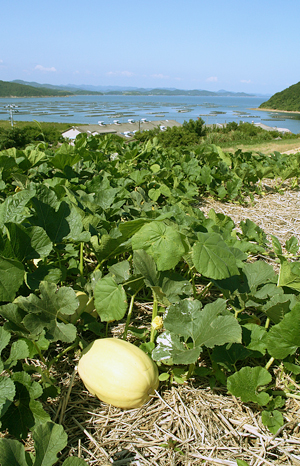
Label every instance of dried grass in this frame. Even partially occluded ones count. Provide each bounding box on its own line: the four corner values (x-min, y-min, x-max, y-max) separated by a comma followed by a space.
55, 371, 300, 465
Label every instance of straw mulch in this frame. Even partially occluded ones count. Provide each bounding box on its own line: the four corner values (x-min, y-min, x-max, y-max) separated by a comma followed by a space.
49, 178, 300, 466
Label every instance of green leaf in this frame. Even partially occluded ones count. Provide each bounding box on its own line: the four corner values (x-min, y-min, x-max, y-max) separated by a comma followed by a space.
131, 221, 187, 271
236, 460, 250, 466
211, 343, 251, 371
266, 304, 300, 358
285, 236, 299, 255
33, 421, 68, 466
227, 366, 271, 405
192, 232, 239, 279
1, 381, 34, 439
0, 438, 28, 466
5, 340, 30, 369
283, 361, 300, 375
242, 323, 268, 356
15, 282, 78, 342
62, 458, 88, 466
153, 299, 241, 365
0, 189, 35, 229
0, 255, 24, 302
242, 260, 276, 291
263, 293, 297, 324
50, 145, 81, 170
0, 375, 16, 412
133, 249, 159, 288
153, 331, 202, 365
108, 260, 131, 284
261, 410, 284, 435
165, 299, 241, 348
0, 326, 11, 354
3, 223, 52, 262
278, 255, 300, 291
270, 234, 282, 255
94, 276, 127, 322
240, 218, 269, 247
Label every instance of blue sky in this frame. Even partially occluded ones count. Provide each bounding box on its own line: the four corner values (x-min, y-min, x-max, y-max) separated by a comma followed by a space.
1, 0, 299, 95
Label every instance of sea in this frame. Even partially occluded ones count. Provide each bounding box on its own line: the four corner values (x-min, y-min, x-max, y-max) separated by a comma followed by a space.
1, 94, 300, 134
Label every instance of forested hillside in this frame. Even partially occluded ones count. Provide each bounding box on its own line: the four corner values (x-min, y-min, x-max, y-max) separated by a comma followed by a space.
0, 80, 73, 97
259, 81, 300, 111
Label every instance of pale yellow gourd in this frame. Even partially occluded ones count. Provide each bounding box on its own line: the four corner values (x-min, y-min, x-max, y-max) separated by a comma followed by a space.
77, 338, 159, 409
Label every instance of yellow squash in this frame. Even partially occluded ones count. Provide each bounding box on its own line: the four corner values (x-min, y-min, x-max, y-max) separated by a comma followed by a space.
77, 338, 159, 409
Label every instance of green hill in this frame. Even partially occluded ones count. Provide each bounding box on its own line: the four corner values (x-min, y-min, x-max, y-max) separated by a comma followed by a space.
0, 80, 73, 97
259, 81, 300, 112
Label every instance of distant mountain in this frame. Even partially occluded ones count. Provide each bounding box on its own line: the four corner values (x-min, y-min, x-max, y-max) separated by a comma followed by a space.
259, 82, 300, 112
105, 88, 256, 97
7, 80, 259, 98
1, 80, 73, 97
11, 80, 103, 95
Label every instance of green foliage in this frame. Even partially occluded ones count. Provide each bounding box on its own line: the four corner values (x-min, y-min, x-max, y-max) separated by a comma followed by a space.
0, 130, 299, 457
0, 80, 73, 97
0, 125, 63, 150
260, 80, 300, 112
134, 118, 206, 148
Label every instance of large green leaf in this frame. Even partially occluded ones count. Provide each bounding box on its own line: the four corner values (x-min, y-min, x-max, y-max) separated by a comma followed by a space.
133, 249, 159, 288
131, 221, 187, 271
261, 410, 284, 435
15, 282, 78, 342
227, 366, 271, 405
242, 260, 276, 291
192, 232, 239, 279
153, 299, 241, 365
50, 144, 81, 170
94, 276, 127, 322
0, 255, 24, 302
0, 438, 28, 466
266, 304, 300, 359
165, 299, 241, 348
0, 189, 35, 229
3, 223, 52, 261
277, 255, 300, 292
153, 331, 202, 365
5, 340, 30, 370
1, 381, 35, 439
0, 376, 16, 413
33, 421, 68, 466
62, 458, 88, 465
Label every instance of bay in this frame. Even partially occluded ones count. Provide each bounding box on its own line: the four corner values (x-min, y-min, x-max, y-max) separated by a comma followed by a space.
1, 94, 300, 134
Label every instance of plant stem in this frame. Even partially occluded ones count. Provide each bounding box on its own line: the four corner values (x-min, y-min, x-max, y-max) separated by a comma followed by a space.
150, 291, 158, 344
79, 242, 84, 276
198, 282, 212, 300
190, 269, 197, 299
123, 293, 136, 340
265, 317, 271, 329
48, 338, 79, 368
265, 356, 275, 370
186, 363, 195, 379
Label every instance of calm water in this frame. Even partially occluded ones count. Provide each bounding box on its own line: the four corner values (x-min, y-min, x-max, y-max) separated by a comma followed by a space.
1, 94, 300, 134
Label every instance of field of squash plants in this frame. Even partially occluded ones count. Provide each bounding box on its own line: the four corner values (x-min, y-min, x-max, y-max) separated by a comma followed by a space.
0, 133, 300, 465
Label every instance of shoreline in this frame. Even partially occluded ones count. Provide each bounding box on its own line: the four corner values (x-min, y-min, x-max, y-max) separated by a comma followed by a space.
251, 107, 300, 115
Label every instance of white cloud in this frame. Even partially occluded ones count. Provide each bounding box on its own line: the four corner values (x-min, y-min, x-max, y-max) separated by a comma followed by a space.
240, 79, 252, 84
106, 70, 134, 77
206, 76, 218, 82
0, 59, 3, 63
151, 74, 169, 79
35, 65, 57, 72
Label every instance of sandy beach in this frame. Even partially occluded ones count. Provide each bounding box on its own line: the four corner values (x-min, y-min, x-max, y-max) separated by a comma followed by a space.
251, 107, 300, 114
